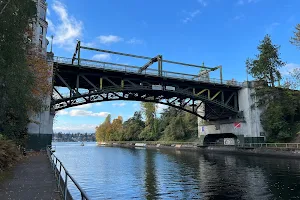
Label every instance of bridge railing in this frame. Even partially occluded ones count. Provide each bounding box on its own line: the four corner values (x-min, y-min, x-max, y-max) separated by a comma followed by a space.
46, 145, 90, 200
53, 56, 243, 87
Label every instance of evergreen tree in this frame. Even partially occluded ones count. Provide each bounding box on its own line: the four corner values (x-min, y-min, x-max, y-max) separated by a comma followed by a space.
246, 34, 285, 87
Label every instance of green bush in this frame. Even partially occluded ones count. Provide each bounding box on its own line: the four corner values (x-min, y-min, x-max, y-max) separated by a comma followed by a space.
0, 140, 20, 172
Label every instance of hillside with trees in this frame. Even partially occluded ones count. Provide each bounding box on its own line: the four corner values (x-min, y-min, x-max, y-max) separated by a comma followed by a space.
246, 34, 300, 142
95, 103, 198, 142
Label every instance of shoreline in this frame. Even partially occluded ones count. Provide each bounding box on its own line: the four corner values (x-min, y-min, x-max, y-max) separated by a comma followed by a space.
96, 142, 300, 159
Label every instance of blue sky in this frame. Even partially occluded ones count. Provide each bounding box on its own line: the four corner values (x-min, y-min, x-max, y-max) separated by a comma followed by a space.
46, 0, 300, 133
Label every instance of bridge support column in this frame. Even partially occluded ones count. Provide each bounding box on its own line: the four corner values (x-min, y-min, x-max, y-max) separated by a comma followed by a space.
196, 82, 265, 146
27, 53, 54, 151
197, 101, 206, 145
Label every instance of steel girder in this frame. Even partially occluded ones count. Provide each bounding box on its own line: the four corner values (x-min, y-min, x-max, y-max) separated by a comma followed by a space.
52, 71, 240, 121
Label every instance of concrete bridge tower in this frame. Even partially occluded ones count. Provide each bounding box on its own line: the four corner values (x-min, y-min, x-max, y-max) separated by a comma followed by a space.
27, 0, 54, 150
197, 81, 265, 146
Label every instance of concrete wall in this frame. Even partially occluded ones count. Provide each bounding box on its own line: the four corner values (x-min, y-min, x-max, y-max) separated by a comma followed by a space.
198, 82, 265, 144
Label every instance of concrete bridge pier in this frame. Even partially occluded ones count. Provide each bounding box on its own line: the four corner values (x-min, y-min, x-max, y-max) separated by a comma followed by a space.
26, 54, 54, 151
197, 81, 265, 146
197, 101, 206, 146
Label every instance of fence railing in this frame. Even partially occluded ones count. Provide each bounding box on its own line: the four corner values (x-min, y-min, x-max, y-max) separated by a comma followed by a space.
238, 143, 300, 149
46, 146, 90, 200
105, 141, 300, 149
99, 141, 200, 146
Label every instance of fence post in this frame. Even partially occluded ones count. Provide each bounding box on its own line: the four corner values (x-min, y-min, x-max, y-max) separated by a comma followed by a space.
55, 158, 58, 177
58, 163, 62, 192
64, 173, 68, 200
286, 143, 288, 148
297, 144, 299, 149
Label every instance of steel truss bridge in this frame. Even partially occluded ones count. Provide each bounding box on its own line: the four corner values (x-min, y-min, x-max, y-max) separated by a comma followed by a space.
51, 41, 243, 121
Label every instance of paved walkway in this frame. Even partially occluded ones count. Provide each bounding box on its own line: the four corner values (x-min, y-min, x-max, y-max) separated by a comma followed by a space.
0, 153, 61, 200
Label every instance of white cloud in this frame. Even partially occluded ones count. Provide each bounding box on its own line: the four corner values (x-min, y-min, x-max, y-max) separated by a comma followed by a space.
281, 63, 300, 76
156, 104, 168, 114
237, 0, 259, 5
81, 42, 95, 47
94, 102, 102, 106
198, 0, 207, 6
54, 123, 98, 133
56, 110, 68, 115
50, 0, 83, 50
69, 110, 110, 117
47, 19, 55, 32
47, 8, 51, 16
127, 38, 144, 45
92, 54, 111, 61
181, 10, 200, 23
98, 35, 123, 44
265, 22, 280, 34
74, 104, 92, 109
234, 14, 244, 21
112, 102, 126, 107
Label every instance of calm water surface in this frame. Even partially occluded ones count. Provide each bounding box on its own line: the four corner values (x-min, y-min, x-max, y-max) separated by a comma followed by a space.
53, 142, 300, 200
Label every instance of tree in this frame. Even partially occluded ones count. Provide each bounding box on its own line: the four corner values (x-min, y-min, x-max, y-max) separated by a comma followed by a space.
140, 102, 158, 140
245, 35, 300, 142
246, 34, 285, 87
0, 0, 38, 144
110, 116, 123, 141
290, 24, 300, 48
95, 114, 112, 142
159, 107, 197, 141
122, 111, 145, 141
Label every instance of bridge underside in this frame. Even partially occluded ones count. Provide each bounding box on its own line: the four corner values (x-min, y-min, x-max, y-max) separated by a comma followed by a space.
52, 63, 241, 121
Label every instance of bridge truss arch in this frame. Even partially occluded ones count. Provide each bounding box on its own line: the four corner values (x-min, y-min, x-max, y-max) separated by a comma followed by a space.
52, 66, 241, 121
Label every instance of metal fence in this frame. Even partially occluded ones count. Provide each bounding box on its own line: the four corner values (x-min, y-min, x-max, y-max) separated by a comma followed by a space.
238, 143, 300, 149
100, 141, 200, 146
46, 146, 90, 200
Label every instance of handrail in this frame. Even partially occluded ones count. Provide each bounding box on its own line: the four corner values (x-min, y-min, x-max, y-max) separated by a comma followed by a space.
53, 56, 243, 87
46, 146, 90, 200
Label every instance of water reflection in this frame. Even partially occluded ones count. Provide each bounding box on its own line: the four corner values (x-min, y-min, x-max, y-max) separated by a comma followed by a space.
53, 143, 300, 200
144, 150, 158, 199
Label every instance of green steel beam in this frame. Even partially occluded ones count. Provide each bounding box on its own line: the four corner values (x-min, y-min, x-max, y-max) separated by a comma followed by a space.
81, 46, 213, 69
138, 56, 159, 73
211, 91, 221, 100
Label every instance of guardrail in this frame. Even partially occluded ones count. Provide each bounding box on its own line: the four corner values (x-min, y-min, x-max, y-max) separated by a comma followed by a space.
46, 146, 90, 200
238, 143, 300, 149
53, 56, 243, 87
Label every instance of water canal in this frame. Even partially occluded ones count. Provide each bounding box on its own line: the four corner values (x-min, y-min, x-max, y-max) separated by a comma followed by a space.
53, 142, 300, 200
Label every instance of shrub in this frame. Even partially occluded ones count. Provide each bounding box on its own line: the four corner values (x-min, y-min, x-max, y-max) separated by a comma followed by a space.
0, 140, 21, 172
